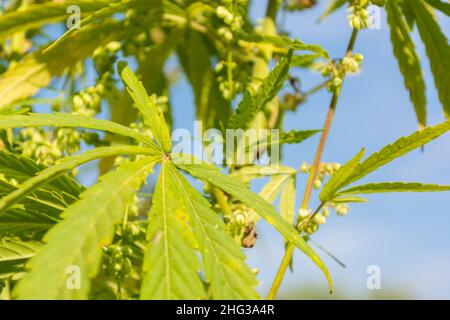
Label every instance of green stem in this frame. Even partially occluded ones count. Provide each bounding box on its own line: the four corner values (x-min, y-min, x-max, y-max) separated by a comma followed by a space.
266, 28, 359, 300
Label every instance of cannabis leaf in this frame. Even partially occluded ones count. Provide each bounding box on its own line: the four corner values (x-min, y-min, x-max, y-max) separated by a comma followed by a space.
173, 155, 333, 291
407, 0, 450, 118
339, 182, 450, 195
141, 161, 205, 300
15, 156, 160, 299
0, 146, 157, 216
142, 161, 259, 299
118, 62, 172, 152
386, 0, 427, 128
0, 113, 155, 146
0, 239, 42, 274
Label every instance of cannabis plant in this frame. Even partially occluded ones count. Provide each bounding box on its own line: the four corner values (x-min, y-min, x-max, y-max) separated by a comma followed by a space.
0, 0, 449, 300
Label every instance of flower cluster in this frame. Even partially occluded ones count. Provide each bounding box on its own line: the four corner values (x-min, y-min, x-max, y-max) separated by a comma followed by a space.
322, 53, 364, 94
300, 161, 342, 190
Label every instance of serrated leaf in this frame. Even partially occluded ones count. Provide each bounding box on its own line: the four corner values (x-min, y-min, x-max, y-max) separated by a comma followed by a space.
319, 149, 365, 203
348, 120, 450, 184
228, 90, 256, 130
408, 0, 450, 118
141, 161, 204, 300
173, 155, 332, 291
386, 0, 427, 127
168, 164, 260, 299
239, 34, 329, 58
15, 156, 159, 299
255, 49, 293, 111
339, 182, 450, 195
0, 146, 159, 216
253, 129, 321, 151
280, 177, 296, 225
0, 240, 42, 274
118, 62, 171, 152
0, 113, 155, 146
0, 21, 130, 109
424, 0, 450, 16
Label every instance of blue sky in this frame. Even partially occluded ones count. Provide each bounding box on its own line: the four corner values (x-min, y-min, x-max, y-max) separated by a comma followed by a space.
170, 1, 450, 299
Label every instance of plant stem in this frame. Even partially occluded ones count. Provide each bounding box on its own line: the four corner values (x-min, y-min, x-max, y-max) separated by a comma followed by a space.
266, 28, 359, 300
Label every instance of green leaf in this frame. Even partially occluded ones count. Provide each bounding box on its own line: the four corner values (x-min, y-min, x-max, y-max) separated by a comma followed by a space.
0, 146, 159, 216
424, 0, 450, 16
228, 90, 256, 130
319, 0, 348, 22
0, 21, 130, 109
43, 0, 162, 53
0, 1, 110, 40
254, 129, 321, 150
259, 175, 291, 204
166, 163, 260, 299
118, 62, 171, 152
255, 49, 293, 111
238, 34, 329, 58
141, 161, 205, 300
0, 240, 42, 274
280, 177, 296, 225
408, 0, 450, 118
0, 113, 155, 146
173, 155, 332, 291
319, 149, 365, 203
386, 0, 427, 128
15, 156, 159, 299
348, 120, 450, 184
331, 196, 368, 203
339, 182, 450, 195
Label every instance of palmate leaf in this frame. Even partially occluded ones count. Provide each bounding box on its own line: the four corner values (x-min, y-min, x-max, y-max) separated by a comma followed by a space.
15, 156, 160, 299
169, 165, 260, 299
386, 0, 427, 128
0, 113, 155, 146
0, 0, 110, 40
0, 240, 42, 274
173, 155, 332, 291
408, 0, 450, 118
0, 21, 130, 109
320, 149, 365, 203
118, 62, 171, 152
141, 161, 204, 300
0, 146, 158, 216
339, 182, 450, 195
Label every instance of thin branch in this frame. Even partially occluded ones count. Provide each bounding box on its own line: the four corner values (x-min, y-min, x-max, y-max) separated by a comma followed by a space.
267, 28, 359, 300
